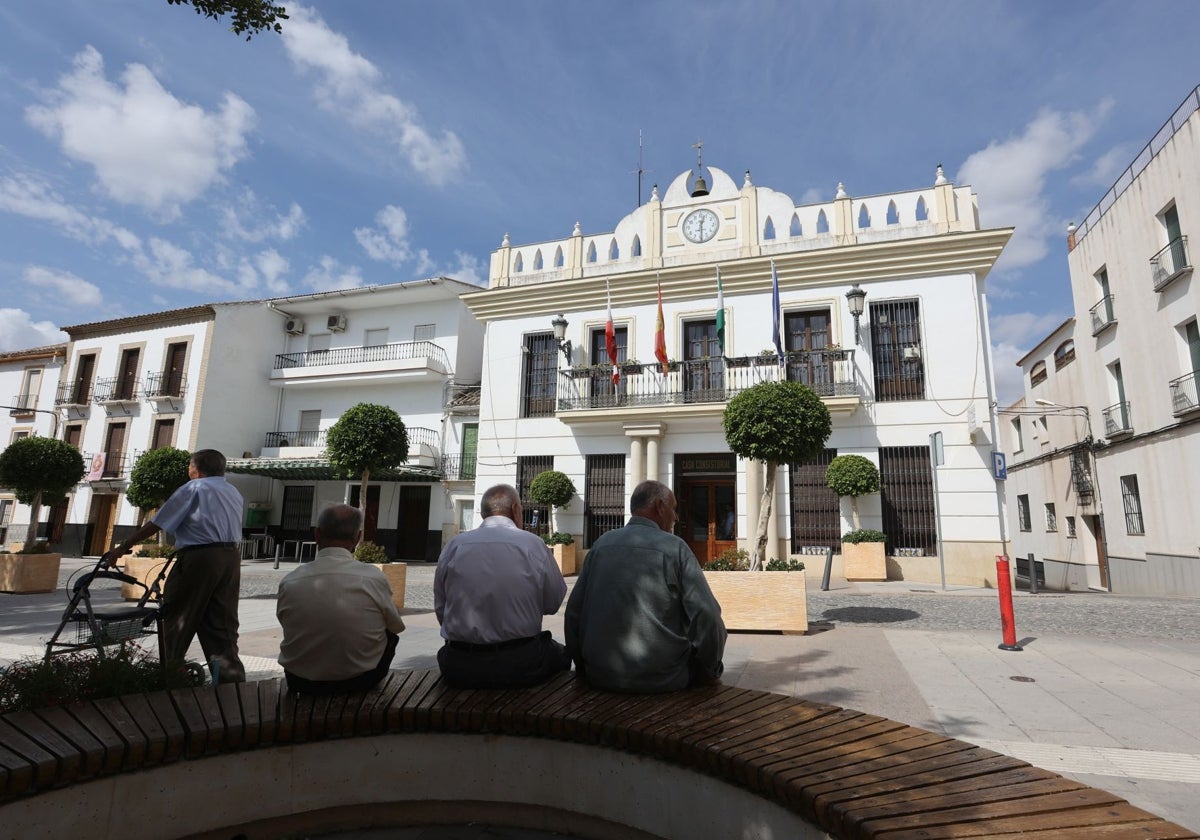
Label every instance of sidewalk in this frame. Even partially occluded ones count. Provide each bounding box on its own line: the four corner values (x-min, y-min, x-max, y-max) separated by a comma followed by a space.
3, 558, 1199, 832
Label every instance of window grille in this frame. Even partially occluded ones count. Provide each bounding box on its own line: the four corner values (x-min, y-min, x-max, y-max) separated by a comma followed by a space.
585, 454, 626, 547
522, 333, 558, 418
1030, 361, 1048, 387
1045, 503, 1057, 532
870, 300, 925, 401
1120, 474, 1144, 535
880, 446, 937, 554
280, 485, 315, 536
413, 324, 435, 341
789, 448, 840, 553
1066, 516, 1077, 538
517, 455, 553, 537
1017, 495, 1031, 532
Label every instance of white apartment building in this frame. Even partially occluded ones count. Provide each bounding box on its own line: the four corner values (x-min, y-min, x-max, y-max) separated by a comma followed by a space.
464, 163, 1013, 584
224, 278, 484, 562
1004, 85, 1200, 596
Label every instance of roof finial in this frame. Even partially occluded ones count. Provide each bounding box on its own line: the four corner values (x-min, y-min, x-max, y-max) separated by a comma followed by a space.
501, 232, 510, 247
744, 170, 753, 187
835, 182, 847, 199
934, 164, 948, 186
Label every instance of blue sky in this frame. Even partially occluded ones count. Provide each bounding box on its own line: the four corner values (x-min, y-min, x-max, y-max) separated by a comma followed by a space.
2, 1, 1199, 403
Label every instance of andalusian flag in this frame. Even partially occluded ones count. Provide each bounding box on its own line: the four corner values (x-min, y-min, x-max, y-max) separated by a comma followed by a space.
655, 274, 669, 375
605, 279, 619, 385
716, 267, 726, 357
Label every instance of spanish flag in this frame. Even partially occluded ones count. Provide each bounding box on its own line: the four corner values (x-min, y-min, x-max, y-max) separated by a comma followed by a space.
655, 275, 669, 375
605, 279, 619, 385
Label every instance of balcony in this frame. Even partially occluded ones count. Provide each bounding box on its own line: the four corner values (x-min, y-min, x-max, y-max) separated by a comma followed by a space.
80, 451, 131, 482
259, 425, 442, 469
55, 382, 92, 407
8, 393, 36, 417
553, 350, 861, 422
1151, 236, 1192, 292
1089, 295, 1117, 335
93, 377, 140, 404
441, 453, 478, 481
1169, 371, 1200, 416
1101, 401, 1133, 438
270, 340, 451, 388
144, 371, 188, 402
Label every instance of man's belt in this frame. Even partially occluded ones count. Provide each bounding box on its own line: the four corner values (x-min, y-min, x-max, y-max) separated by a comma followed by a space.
177, 542, 238, 554
446, 635, 536, 653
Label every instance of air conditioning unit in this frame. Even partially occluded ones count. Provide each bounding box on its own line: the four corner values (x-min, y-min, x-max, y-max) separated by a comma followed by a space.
285, 318, 305, 335
903, 345, 922, 361
327, 314, 347, 332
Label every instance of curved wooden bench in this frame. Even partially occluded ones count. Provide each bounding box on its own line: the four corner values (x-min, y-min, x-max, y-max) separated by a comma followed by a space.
0, 669, 1195, 839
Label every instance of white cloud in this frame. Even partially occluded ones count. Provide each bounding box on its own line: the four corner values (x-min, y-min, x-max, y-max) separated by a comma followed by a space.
443, 251, 485, 287
988, 310, 1070, 407
1071, 143, 1131, 190
0, 173, 141, 250
281, 6, 466, 185
25, 266, 103, 308
958, 102, 1111, 270
255, 249, 291, 293
355, 204, 413, 266
134, 237, 238, 294
0, 308, 68, 352
26, 46, 255, 217
302, 255, 364, 291
221, 189, 307, 243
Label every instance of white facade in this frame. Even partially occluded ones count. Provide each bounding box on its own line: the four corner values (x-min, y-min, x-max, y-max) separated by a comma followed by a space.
1004, 85, 1200, 595
467, 165, 1012, 584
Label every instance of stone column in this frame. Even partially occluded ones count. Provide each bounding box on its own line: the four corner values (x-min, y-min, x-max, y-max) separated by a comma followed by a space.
646, 437, 660, 482
629, 437, 645, 486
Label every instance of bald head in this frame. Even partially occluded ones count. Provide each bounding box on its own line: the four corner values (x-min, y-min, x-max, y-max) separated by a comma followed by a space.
631, 480, 677, 533
315, 504, 364, 549
481, 484, 523, 526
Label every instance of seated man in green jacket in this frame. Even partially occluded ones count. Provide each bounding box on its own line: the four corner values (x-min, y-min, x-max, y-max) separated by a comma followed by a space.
566, 479, 726, 693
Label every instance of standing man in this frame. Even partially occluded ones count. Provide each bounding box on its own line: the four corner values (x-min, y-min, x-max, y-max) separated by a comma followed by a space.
566, 479, 726, 693
434, 483, 570, 688
102, 449, 246, 683
277, 504, 405, 695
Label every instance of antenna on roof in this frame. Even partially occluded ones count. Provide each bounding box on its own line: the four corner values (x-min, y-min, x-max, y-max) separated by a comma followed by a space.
630, 130, 653, 208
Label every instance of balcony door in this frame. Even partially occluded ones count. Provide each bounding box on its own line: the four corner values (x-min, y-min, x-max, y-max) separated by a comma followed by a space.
164, 342, 187, 396
588, 325, 627, 407
679, 478, 736, 565
117, 348, 140, 400
785, 309, 832, 394
684, 319, 723, 403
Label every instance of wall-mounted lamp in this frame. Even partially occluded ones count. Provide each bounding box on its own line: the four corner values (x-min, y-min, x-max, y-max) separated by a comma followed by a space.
550, 314, 572, 364
845, 284, 867, 344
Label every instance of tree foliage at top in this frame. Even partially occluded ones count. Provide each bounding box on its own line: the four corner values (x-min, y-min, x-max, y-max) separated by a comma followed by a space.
325, 403, 408, 510
528, 470, 576, 509
723, 380, 832, 570
166, 0, 288, 40
127, 447, 192, 512
825, 453, 881, 531
0, 437, 86, 551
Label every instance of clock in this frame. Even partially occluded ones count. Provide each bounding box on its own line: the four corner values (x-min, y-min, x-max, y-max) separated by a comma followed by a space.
682, 208, 720, 243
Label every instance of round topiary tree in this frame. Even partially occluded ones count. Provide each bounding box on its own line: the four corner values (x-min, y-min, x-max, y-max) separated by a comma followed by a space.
0, 436, 86, 552
127, 447, 192, 527
528, 469, 576, 535
825, 454, 881, 531
723, 380, 832, 570
325, 403, 408, 514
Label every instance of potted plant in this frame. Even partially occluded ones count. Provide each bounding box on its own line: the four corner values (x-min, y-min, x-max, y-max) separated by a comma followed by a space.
0, 436, 85, 593
826, 454, 886, 581
725, 354, 752, 368
542, 531, 576, 576
528, 469, 576, 538
122, 446, 191, 596
121, 542, 175, 601
619, 358, 643, 375
702, 548, 808, 632
355, 540, 406, 610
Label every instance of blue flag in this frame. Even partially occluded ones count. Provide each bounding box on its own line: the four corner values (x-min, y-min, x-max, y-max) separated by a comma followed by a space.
771, 260, 784, 367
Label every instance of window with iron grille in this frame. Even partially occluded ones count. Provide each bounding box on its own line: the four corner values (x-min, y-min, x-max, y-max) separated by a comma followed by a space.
1066, 516, 1077, 538
788, 448, 840, 553
879, 446, 937, 554
522, 333, 558, 418
1120, 474, 1144, 535
280, 485, 315, 536
1030, 361, 1048, 387
585, 454, 626, 547
517, 455, 553, 537
413, 324, 436, 341
1044, 503, 1057, 532
869, 300, 925, 401
1017, 495, 1031, 531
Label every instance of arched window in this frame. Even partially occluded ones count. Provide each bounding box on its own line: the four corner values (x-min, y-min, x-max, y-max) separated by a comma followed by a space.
916, 196, 928, 222
763, 217, 775, 240
1030, 360, 1048, 387
587, 242, 597, 263
631, 235, 642, 257
609, 238, 619, 260
554, 246, 564, 267
886, 201, 899, 225
817, 210, 829, 234
533, 249, 543, 270
790, 213, 802, 237
1054, 340, 1076, 370
858, 204, 871, 229
513, 253, 523, 273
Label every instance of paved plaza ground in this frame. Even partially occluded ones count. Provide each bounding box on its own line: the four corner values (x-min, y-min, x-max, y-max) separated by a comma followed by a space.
3, 557, 1200, 834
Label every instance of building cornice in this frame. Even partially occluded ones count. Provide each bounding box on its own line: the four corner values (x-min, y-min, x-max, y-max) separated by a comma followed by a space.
62, 305, 216, 338
0, 343, 67, 363
462, 228, 1013, 321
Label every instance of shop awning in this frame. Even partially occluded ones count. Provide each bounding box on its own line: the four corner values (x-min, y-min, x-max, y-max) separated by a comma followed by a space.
225, 457, 443, 482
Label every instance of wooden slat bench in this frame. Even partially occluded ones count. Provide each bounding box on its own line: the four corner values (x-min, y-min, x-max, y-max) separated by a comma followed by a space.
0, 669, 1195, 839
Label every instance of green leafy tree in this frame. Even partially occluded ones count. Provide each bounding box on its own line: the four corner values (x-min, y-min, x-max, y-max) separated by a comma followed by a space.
0, 437, 86, 552
825, 454, 881, 531
723, 380, 832, 570
166, 0, 288, 40
529, 469, 576, 535
127, 447, 192, 527
325, 403, 408, 514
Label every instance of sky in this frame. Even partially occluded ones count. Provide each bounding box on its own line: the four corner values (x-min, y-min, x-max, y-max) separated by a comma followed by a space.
2, 1, 1200, 405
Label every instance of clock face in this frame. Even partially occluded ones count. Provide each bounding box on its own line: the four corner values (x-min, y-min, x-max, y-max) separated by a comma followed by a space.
682, 208, 720, 243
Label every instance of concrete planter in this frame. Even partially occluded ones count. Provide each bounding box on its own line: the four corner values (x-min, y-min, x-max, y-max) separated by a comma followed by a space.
702, 570, 807, 633
372, 562, 407, 610
0, 552, 62, 594
842, 541, 887, 581
551, 543, 576, 576
121, 555, 173, 601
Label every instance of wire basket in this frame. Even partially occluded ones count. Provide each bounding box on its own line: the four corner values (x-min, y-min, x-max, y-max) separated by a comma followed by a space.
71, 615, 154, 647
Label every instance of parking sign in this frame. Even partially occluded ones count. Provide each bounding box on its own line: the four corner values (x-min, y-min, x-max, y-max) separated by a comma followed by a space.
991, 452, 1007, 480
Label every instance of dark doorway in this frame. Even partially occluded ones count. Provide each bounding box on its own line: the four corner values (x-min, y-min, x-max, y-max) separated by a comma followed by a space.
349, 485, 382, 542
279, 485, 315, 543
396, 485, 431, 561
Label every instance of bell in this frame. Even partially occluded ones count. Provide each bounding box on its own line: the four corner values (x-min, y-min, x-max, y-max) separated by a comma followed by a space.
691, 173, 709, 197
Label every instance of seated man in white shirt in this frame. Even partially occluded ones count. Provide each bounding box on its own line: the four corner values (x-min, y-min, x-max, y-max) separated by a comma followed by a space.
277, 504, 405, 695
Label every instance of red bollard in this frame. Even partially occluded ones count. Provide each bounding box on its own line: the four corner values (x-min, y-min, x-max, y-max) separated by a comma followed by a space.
995, 555, 1023, 651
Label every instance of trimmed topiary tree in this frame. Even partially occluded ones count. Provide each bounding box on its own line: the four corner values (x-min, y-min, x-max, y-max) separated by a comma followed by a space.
127, 447, 192, 526
529, 469, 576, 535
723, 380, 832, 571
0, 436, 86, 552
325, 403, 408, 515
825, 454, 881, 531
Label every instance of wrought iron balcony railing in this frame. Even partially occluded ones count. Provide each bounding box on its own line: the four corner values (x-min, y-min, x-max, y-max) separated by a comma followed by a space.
93, 377, 140, 403
265, 429, 326, 448
273, 340, 450, 372
1169, 370, 1199, 416
554, 350, 858, 411
80, 451, 131, 481
55, 382, 92, 406
1102, 401, 1133, 437
1151, 236, 1191, 292
440, 454, 478, 481
8, 393, 36, 414
1089, 295, 1116, 335
263, 425, 441, 458
144, 371, 188, 400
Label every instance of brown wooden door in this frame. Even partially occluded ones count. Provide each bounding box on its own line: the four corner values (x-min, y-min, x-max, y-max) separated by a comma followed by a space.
165, 343, 186, 396
680, 479, 736, 565
87, 494, 118, 555
1088, 514, 1109, 590
349, 484, 381, 542
117, 349, 140, 400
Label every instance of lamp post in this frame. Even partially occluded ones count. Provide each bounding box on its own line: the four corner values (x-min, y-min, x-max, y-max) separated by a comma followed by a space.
550, 314, 572, 365
845, 284, 867, 345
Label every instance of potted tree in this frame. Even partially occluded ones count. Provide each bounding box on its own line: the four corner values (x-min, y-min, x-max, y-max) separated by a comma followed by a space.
325, 402, 409, 515
354, 541, 406, 610
826, 454, 886, 581
0, 437, 85, 593
528, 470, 577, 574
121, 447, 191, 598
